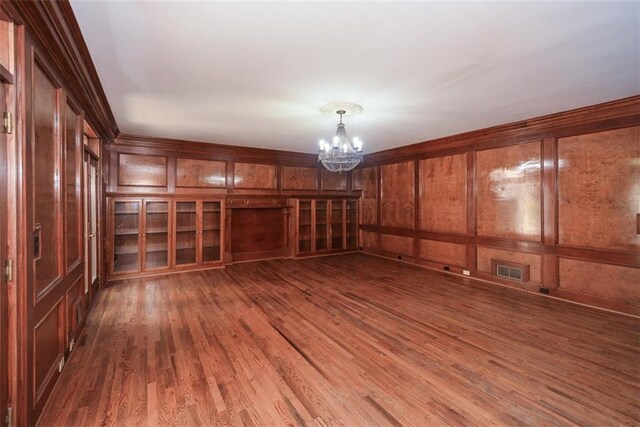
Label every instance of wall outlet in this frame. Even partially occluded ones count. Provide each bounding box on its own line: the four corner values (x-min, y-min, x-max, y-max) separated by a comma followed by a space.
462, 270, 470, 276
69, 338, 75, 352
58, 357, 65, 373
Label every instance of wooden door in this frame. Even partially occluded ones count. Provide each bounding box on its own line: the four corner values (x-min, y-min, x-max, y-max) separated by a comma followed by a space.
174, 200, 198, 267
0, 79, 8, 427
142, 199, 170, 271
111, 198, 142, 275
201, 200, 223, 264
84, 153, 99, 292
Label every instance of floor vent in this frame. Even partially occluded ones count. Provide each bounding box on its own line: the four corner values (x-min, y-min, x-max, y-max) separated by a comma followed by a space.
491, 259, 529, 282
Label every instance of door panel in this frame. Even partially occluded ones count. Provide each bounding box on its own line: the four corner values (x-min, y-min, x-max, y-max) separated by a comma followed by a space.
0, 79, 9, 427
33, 61, 61, 296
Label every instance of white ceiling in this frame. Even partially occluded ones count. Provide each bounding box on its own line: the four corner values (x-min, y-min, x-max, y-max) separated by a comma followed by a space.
71, 0, 640, 154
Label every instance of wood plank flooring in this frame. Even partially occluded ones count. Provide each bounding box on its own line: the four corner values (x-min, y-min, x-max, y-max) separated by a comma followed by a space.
38, 253, 640, 426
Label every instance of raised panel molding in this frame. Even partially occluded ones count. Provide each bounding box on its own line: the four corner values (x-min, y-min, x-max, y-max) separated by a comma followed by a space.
420, 239, 467, 268
558, 258, 640, 312
176, 158, 226, 188
282, 166, 317, 190
476, 142, 542, 241
558, 126, 640, 252
322, 168, 347, 191
419, 153, 467, 234
381, 161, 414, 228
381, 234, 414, 257
353, 167, 377, 226
233, 163, 277, 190
118, 153, 167, 187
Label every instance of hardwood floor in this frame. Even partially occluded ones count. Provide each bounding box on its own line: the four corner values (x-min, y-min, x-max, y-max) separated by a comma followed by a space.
39, 253, 639, 426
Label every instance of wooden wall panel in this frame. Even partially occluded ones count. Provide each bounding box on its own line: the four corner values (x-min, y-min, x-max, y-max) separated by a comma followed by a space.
477, 246, 542, 284
230, 209, 284, 254
233, 163, 277, 190
322, 168, 347, 191
118, 154, 167, 187
282, 166, 317, 191
558, 258, 640, 307
176, 158, 226, 188
64, 101, 81, 269
381, 161, 414, 228
420, 239, 467, 268
419, 154, 467, 234
33, 61, 61, 295
381, 234, 414, 257
33, 302, 63, 404
353, 167, 377, 225
476, 142, 542, 241
361, 231, 378, 250
558, 126, 640, 252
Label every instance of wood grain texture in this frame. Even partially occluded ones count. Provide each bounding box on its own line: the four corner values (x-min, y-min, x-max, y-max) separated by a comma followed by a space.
381, 234, 414, 256
477, 246, 542, 284
39, 254, 640, 426
361, 231, 378, 250
118, 154, 167, 187
321, 169, 347, 191
419, 154, 467, 234
476, 142, 542, 241
558, 126, 640, 252
420, 239, 467, 268
233, 163, 277, 190
176, 158, 226, 188
353, 167, 377, 226
64, 101, 81, 270
282, 166, 318, 191
230, 208, 284, 254
33, 60, 61, 295
558, 258, 640, 306
381, 161, 414, 229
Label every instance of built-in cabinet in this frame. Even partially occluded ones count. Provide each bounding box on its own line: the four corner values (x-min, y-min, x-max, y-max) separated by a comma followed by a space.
109, 198, 224, 277
296, 198, 358, 256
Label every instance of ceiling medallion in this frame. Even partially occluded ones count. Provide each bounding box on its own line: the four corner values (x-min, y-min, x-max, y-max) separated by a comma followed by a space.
317, 103, 363, 173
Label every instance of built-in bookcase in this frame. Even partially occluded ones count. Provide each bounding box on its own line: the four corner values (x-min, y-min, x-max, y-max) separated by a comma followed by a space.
294, 198, 358, 256
109, 197, 223, 278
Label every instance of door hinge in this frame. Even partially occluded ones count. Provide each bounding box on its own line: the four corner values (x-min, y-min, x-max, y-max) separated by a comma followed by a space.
2, 112, 13, 134
5, 407, 12, 427
4, 259, 13, 282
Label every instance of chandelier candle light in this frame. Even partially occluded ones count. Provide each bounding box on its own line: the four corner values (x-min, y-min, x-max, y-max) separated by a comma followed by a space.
318, 108, 363, 173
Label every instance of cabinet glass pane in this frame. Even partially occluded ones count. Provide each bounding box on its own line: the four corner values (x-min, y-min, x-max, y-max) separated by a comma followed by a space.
347, 200, 357, 249
315, 201, 328, 251
202, 201, 221, 263
176, 201, 197, 265
331, 200, 343, 249
145, 201, 169, 269
298, 201, 312, 253
114, 201, 140, 273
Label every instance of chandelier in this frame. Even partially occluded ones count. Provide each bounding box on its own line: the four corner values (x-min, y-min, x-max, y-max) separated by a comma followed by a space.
318, 109, 363, 173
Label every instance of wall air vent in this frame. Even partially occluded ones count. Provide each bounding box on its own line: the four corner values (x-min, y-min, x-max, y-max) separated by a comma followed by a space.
491, 259, 530, 282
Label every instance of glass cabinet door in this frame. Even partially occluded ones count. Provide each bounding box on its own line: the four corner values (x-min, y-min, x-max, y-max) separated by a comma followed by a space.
331, 200, 344, 250
144, 201, 170, 270
315, 200, 328, 251
298, 200, 312, 253
347, 200, 357, 249
175, 201, 197, 265
113, 200, 141, 273
202, 201, 222, 263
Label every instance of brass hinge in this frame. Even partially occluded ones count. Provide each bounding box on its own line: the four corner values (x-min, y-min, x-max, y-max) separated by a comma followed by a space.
2, 112, 13, 134
5, 259, 13, 282
5, 407, 12, 427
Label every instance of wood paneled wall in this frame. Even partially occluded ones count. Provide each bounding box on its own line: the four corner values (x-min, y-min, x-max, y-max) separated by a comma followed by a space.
107, 134, 353, 198
357, 96, 640, 315
1, 1, 117, 425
